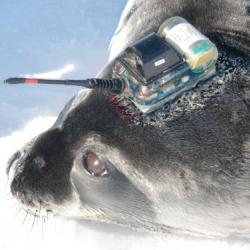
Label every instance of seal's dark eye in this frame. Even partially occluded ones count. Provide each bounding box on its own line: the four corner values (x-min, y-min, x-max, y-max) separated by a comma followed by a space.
83, 151, 109, 177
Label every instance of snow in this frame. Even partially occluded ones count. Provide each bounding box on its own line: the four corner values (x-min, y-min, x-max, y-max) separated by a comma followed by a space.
0, 115, 249, 250
0, 1, 249, 249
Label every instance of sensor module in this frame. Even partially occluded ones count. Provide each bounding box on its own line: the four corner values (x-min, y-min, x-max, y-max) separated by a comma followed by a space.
5, 17, 218, 114
112, 16, 218, 113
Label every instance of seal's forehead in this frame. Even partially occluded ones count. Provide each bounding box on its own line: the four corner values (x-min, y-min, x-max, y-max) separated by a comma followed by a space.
53, 89, 91, 128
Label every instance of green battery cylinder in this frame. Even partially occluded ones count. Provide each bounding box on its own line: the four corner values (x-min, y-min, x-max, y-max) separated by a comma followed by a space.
158, 16, 218, 73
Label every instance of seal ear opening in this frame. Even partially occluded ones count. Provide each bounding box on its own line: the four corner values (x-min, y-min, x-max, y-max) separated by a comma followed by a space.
246, 5, 250, 15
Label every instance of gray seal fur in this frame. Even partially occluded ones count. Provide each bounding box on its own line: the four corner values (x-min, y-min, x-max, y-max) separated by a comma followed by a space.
6, 0, 250, 239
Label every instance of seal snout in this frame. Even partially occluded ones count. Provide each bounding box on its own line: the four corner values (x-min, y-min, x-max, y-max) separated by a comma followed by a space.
10, 173, 36, 208
7, 150, 47, 206
6, 128, 75, 214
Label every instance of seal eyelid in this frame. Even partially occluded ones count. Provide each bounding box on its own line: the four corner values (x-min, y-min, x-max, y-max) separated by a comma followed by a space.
82, 151, 109, 177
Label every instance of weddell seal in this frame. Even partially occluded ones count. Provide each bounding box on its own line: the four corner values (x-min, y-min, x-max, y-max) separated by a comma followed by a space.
6, 0, 250, 239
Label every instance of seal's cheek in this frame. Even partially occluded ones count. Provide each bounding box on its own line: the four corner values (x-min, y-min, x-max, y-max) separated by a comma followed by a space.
70, 144, 155, 225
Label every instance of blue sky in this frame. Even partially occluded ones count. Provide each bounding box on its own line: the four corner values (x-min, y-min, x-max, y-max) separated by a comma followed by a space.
0, 0, 126, 135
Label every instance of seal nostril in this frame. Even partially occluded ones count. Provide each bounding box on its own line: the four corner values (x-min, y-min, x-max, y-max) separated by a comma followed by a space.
6, 151, 21, 175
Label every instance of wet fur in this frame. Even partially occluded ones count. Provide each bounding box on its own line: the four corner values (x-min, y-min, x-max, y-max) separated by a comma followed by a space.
7, 0, 250, 239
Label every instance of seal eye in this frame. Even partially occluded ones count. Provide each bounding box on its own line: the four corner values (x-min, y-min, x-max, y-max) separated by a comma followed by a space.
83, 151, 109, 177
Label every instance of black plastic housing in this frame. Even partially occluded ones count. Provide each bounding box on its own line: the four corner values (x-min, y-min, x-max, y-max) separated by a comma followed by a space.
121, 33, 183, 84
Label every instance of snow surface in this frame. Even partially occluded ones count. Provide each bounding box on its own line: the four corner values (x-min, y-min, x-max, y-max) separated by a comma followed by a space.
0, 1, 250, 249
0, 115, 249, 250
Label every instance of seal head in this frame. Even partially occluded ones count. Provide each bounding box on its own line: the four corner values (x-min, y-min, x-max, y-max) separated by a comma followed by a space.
6, 0, 250, 238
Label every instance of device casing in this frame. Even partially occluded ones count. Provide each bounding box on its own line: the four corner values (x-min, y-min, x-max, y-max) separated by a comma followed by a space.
112, 17, 218, 113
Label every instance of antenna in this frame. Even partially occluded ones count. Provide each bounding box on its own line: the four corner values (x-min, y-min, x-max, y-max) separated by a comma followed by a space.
5, 77, 125, 94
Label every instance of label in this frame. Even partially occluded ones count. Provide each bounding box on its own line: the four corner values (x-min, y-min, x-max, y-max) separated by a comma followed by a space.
154, 58, 166, 67
165, 23, 207, 52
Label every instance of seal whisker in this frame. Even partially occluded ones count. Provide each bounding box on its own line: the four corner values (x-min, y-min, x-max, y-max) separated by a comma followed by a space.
44, 210, 49, 231
30, 210, 38, 233
13, 205, 23, 220
22, 211, 29, 226
25, 212, 34, 233
37, 201, 45, 242
7, 199, 20, 209
20, 201, 33, 226
36, 212, 40, 232
42, 216, 47, 237
40, 219, 44, 242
